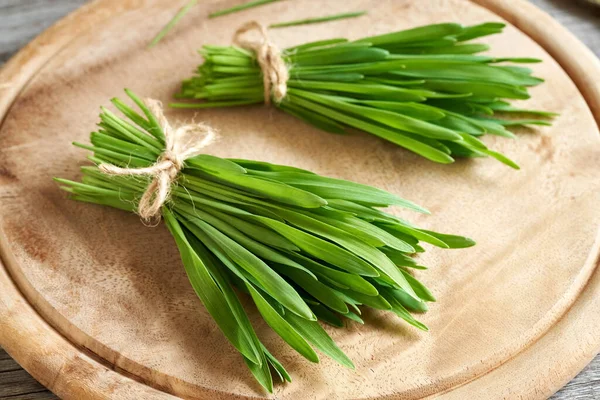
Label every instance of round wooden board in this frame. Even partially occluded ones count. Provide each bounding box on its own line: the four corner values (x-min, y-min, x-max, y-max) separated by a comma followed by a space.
1, 0, 600, 398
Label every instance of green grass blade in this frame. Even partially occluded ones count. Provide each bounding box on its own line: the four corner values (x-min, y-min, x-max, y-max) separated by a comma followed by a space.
183, 216, 315, 320
256, 217, 380, 277
209, 0, 279, 18
163, 209, 261, 364
247, 283, 319, 363
284, 311, 354, 368
270, 11, 366, 28
149, 0, 198, 47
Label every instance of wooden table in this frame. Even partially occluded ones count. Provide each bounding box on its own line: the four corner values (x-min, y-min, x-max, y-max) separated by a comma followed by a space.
0, 0, 598, 399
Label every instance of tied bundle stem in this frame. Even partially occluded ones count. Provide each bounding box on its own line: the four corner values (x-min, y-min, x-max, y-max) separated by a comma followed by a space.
55, 90, 475, 393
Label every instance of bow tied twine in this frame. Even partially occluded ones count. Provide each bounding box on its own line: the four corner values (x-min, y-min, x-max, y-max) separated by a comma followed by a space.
99, 99, 216, 223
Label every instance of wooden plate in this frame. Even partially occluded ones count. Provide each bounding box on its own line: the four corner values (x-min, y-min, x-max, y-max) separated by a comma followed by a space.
1, 0, 599, 398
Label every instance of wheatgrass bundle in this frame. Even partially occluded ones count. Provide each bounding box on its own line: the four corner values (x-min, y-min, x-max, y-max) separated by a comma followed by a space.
173, 22, 555, 168
55, 90, 474, 391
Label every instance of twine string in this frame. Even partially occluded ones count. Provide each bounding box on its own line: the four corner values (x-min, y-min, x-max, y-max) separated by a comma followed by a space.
98, 99, 216, 222
233, 21, 289, 105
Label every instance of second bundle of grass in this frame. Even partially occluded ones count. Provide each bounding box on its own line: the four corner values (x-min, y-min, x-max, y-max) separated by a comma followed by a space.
174, 22, 555, 168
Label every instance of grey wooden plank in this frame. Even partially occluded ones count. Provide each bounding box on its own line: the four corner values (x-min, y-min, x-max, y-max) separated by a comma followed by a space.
0, 369, 55, 398
0, 356, 21, 373
528, 0, 600, 57
2, 393, 59, 400
0, 1, 598, 399
0, 0, 88, 63
0, 348, 12, 361
0, 349, 58, 399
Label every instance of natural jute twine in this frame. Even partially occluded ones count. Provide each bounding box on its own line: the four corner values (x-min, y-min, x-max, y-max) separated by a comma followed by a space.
99, 99, 216, 222
233, 21, 289, 105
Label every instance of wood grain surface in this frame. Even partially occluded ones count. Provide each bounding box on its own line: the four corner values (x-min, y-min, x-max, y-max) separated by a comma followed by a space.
0, 1, 599, 399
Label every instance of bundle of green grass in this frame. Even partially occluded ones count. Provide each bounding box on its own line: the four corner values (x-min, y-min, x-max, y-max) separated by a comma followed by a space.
174, 22, 555, 168
56, 90, 475, 391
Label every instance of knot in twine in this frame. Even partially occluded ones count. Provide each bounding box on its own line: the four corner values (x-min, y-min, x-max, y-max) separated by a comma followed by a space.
233, 21, 289, 105
99, 99, 216, 223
